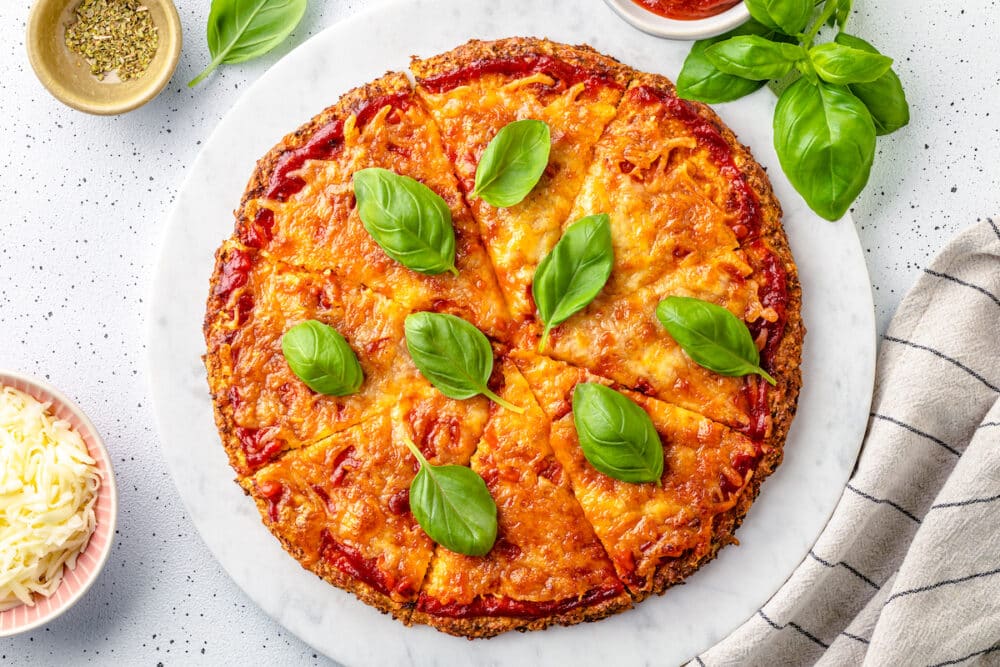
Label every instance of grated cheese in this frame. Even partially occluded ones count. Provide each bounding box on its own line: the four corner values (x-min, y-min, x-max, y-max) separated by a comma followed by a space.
0, 386, 101, 611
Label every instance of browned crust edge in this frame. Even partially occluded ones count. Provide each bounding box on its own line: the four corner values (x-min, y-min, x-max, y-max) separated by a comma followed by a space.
408, 589, 633, 639
203, 38, 804, 639
409, 36, 634, 89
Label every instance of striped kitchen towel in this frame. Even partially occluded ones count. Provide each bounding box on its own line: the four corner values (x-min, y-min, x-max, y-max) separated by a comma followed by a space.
690, 219, 1000, 667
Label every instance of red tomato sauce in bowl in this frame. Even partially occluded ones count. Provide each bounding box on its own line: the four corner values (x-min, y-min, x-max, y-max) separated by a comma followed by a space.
630, 0, 742, 20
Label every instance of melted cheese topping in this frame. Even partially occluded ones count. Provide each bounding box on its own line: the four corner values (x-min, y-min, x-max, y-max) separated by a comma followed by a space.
529, 82, 765, 430
419, 360, 624, 609
246, 84, 509, 338
205, 244, 409, 476
248, 391, 488, 604
0, 387, 100, 610
417, 77, 623, 322
512, 353, 758, 591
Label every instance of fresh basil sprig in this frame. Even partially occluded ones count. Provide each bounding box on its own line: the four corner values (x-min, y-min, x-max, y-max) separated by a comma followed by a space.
404, 312, 524, 413
281, 320, 364, 395
572, 383, 664, 485
676, 0, 909, 221
189, 0, 307, 87
471, 119, 551, 208
656, 296, 776, 385
533, 214, 614, 352
353, 168, 458, 276
402, 435, 497, 557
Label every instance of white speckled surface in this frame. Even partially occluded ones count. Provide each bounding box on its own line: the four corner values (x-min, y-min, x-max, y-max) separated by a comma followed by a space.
0, 1, 996, 665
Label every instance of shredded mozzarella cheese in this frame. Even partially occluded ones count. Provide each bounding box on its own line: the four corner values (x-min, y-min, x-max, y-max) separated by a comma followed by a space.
0, 386, 101, 611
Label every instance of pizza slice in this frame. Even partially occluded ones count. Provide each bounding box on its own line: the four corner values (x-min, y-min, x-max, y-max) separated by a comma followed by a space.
412, 38, 633, 323
521, 73, 802, 440
204, 241, 408, 476
511, 352, 775, 597
241, 373, 491, 620
234, 72, 508, 338
413, 358, 630, 636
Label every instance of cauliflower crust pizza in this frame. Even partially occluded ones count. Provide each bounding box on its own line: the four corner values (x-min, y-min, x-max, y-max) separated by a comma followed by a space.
203, 37, 804, 638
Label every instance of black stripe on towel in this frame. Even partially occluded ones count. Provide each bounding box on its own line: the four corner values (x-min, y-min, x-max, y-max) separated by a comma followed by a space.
989, 218, 1000, 241
846, 484, 921, 523
924, 269, 1000, 308
695, 657, 706, 667
883, 336, 1000, 393
870, 413, 960, 456
840, 631, 870, 645
931, 493, 1000, 509
885, 565, 1000, 604
809, 551, 880, 589
756, 610, 829, 648
979, 422, 1000, 429
930, 642, 1000, 667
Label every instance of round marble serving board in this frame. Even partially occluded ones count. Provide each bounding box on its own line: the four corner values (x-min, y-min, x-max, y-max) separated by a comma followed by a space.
148, 0, 876, 664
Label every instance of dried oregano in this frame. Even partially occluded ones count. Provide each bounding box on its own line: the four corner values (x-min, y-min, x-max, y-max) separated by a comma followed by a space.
64, 0, 159, 81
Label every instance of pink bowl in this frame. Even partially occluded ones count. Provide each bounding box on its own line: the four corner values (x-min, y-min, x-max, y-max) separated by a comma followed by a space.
0, 370, 118, 637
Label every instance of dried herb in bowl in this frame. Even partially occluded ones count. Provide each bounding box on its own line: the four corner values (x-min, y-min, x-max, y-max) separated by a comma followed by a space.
64, 0, 159, 82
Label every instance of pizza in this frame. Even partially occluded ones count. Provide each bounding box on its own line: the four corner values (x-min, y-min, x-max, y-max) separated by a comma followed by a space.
204, 37, 803, 638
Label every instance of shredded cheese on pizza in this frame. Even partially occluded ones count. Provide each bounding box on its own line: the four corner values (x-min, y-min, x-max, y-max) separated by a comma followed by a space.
0, 386, 100, 610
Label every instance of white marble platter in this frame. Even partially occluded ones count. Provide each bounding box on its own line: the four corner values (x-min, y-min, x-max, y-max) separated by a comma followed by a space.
147, 0, 876, 664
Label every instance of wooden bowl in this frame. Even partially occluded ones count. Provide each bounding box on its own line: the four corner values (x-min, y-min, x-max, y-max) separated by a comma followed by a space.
25, 0, 182, 115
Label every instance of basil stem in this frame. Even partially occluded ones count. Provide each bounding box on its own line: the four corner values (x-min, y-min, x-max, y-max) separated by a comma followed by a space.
353, 168, 459, 276
403, 435, 498, 557
471, 119, 551, 208
656, 296, 776, 385
572, 383, 664, 485
189, 0, 307, 87
404, 312, 524, 413
281, 320, 364, 396
533, 214, 614, 352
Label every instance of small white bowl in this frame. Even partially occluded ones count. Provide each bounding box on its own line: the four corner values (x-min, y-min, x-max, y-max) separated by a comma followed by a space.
0, 371, 118, 637
603, 0, 751, 40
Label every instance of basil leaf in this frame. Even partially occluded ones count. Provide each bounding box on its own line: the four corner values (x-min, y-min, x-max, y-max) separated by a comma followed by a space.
676, 20, 772, 103
353, 168, 458, 276
572, 383, 664, 484
471, 119, 551, 208
706, 36, 806, 81
809, 42, 893, 85
773, 78, 875, 221
281, 320, 364, 396
189, 0, 307, 87
744, 0, 813, 35
656, 296, 776, 384
404, 312, 524, 413
533, 214, 613, 352
835, 33, 910, 135
403, 435, 497, 557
